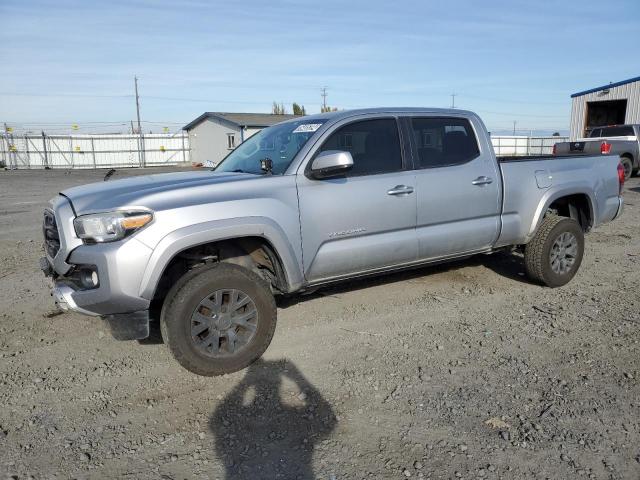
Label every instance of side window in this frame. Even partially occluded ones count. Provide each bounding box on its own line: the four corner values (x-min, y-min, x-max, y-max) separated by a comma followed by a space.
589, 128, 601, 138
410, 117, 480, 168
317, 118, 402, 176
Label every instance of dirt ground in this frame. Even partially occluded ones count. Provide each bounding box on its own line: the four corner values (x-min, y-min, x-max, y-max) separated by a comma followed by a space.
0, 168, 638, 480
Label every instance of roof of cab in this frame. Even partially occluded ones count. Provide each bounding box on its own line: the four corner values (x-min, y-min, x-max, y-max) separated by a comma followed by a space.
277, 107, 477, 124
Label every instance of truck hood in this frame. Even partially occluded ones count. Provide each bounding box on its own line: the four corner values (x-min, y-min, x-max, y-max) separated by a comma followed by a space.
61, 170, 258, 214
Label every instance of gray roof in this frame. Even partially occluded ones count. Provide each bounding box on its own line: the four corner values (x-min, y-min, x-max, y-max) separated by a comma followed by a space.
183, 112, 300, 130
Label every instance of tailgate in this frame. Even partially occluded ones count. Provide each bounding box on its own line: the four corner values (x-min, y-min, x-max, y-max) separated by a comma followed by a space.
554, 140, 601, 155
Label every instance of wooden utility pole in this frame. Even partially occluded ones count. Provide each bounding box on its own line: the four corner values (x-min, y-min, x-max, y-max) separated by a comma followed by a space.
321, 86, 328, 112
134, 76, 142, 135
450, 93, 456, 109
134, 76, 145, 167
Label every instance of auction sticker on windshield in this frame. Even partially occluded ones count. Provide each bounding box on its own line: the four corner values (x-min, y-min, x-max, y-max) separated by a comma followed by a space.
292, 123, 323, 133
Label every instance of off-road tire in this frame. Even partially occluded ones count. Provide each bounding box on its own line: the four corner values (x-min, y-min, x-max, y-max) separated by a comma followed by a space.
524, 215, 584, 288
160, 263, 277, 376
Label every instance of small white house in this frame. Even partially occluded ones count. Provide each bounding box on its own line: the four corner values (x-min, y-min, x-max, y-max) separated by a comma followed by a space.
183, 112, 298, 166
569, 76, 640, 140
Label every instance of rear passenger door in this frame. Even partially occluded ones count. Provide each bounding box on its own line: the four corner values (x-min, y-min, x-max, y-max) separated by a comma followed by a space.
407, 116, 501, 259
297, 117, 417, 282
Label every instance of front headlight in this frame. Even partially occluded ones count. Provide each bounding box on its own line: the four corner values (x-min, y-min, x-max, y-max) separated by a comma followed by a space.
73, 211, 153, 243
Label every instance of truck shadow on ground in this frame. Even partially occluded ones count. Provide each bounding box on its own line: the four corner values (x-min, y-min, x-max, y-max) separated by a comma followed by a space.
141, 251, 530, 343
209, 359, 337, 480
278, 250, 530, 309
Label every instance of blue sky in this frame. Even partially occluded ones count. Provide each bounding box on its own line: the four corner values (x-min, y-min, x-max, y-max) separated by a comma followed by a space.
1, 0, 639, 134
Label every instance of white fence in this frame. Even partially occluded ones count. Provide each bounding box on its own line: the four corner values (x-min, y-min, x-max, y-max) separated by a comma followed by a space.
0, 133, 190, 169
491, 135, 568, 156
1, 132, 566, 169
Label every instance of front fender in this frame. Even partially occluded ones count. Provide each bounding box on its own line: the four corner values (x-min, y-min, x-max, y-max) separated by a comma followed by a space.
138, 216, 304, 299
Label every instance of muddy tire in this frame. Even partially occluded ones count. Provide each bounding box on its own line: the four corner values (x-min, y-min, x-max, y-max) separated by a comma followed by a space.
524, 215, 584, 288
160, 263, 277, 376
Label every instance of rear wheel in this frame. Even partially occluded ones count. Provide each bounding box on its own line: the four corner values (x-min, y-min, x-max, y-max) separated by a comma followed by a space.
525, 215, 584, 287
160, 263, 277, 376
620, 156, 633, 180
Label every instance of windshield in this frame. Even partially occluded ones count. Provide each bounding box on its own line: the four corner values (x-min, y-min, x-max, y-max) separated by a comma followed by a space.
215, 119, 326, 175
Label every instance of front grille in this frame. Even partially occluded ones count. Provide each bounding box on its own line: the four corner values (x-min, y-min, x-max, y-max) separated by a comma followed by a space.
43, 210, 60, 258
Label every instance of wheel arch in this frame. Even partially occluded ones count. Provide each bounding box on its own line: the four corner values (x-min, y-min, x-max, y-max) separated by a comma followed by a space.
139, 217, 304, 302
529, 189, 596, 239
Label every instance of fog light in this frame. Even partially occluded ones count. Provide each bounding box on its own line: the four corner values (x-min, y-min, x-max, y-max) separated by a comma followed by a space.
79, 268, 99, 289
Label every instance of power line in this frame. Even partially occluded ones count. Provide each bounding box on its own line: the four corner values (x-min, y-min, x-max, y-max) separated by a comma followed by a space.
473, 108, 567, 118
0, 92, 132, 98
459, 93, 567, 106
2, 120, 188, 126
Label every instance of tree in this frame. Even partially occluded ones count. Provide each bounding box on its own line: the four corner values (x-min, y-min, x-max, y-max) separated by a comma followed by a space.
320, 105, 337, 113
272, 102, 287, 115
292, 103, 306, 116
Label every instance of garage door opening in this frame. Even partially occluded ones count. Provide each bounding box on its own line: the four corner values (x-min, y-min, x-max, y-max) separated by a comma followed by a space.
584, 99, 627, 136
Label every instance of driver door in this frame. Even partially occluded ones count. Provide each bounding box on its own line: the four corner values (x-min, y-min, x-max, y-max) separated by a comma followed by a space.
296, 117, 418, 282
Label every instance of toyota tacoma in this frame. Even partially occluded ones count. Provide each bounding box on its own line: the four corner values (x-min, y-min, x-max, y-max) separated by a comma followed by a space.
40, 108, 625, 376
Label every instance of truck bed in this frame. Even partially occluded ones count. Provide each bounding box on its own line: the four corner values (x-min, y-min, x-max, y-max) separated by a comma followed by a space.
495, 153, 622, 248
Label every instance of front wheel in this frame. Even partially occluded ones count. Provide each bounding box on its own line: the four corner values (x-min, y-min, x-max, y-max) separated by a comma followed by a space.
160, 263, 277, 376
524, 215, 584, 288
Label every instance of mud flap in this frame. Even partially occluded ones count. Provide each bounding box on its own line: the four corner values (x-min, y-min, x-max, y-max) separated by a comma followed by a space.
101, 310, 150, 340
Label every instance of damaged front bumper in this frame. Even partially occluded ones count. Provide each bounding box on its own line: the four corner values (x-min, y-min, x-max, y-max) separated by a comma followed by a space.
48, 278, 150, 340
51, 282, 99, 317
41, 195, 154, 340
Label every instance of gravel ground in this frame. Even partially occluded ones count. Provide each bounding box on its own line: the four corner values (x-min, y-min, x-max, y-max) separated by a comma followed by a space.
0, 168, 638, 480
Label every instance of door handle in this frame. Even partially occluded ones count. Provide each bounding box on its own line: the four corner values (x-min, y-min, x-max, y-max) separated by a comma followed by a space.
387, 185, 414, 196
472, 176, 493, 186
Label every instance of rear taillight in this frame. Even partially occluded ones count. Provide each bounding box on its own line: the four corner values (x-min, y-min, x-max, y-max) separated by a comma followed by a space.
617, 162, 625, 194
552, 143, 557, 155
601, 141, 612, 154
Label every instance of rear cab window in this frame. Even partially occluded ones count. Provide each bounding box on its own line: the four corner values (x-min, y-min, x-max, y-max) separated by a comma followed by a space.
599, 126, 635, 137
408, 117, 480, 169
316, 118, 403, 176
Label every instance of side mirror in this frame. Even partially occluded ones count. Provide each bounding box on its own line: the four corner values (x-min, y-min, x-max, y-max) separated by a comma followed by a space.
309, 150, 354, 179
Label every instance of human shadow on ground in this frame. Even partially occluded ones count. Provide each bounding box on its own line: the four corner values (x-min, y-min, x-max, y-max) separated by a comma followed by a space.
210, 359, 336, 480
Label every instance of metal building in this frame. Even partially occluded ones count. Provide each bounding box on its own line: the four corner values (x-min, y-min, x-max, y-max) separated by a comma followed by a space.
569, 75, 640, 140
183, 112, 298, 166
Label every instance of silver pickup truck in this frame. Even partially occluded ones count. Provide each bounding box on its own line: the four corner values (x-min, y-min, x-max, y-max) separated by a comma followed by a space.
40, 108, 624, 376
553, 124, 640, 179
